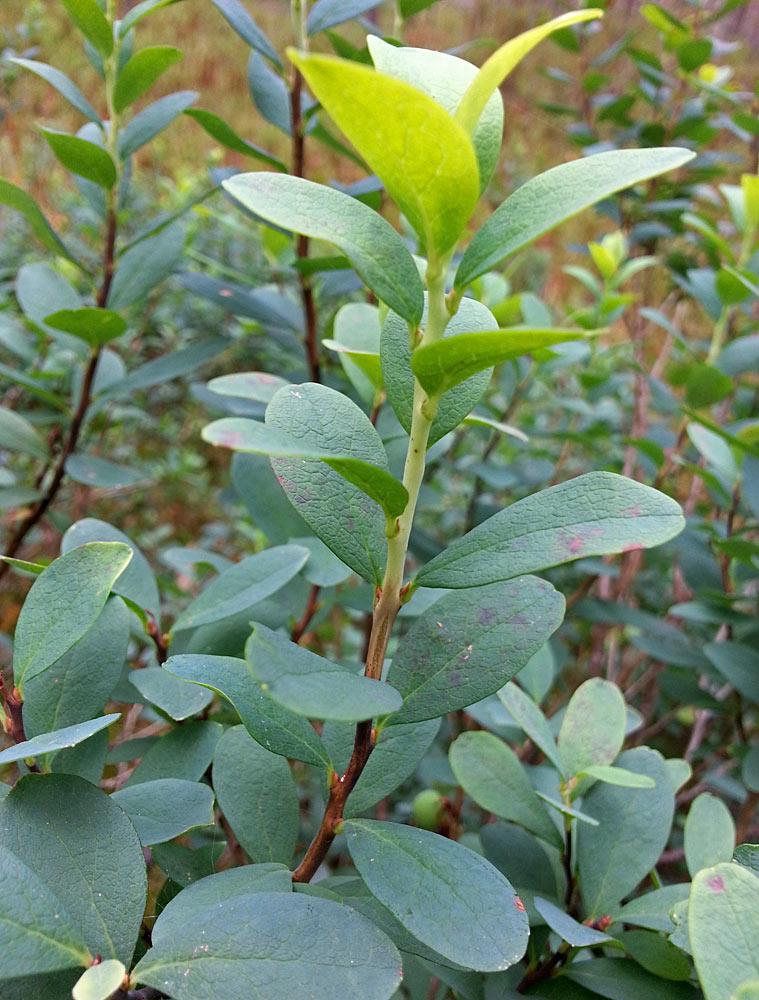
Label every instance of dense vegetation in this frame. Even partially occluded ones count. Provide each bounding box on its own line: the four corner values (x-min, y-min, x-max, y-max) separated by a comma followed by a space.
1, 1, 758, 998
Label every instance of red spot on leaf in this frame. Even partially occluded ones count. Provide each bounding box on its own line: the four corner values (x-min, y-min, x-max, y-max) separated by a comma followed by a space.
623, 505, 642, 517
217, 431, 244, 448
568, 536, 585, 554
707, 875, 725, 893
219, 289, 233, 297
515, 896, 526, 912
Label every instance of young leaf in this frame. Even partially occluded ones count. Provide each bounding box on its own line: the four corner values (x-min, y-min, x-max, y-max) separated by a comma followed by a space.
0, 714, 119, 767
0, 844, 91, 980
9, 58, 101, 125
580, 765, 656, 789
307, 0, 383, 35
184, 109, 288, 171
684, 793, 736, 877
454, 10, 604, 136
40, 129, 117, 189
689, 863, 759, 1000
578, 747, 675, 917
266, 382, 388, 583
212, 725, 299, 865
44, 307, 126, 348
0, 408, 50, 461
497, 682, 565, 775
62, 0, 113, 56
450, 731, 562, 847
222, 173, 424, 325
118, 90, 198, 158
416, 472, 685, 588
368, 36, 503, 194
382, 295, 498, 447
455, 147, 696, 289
112, 779, 215, 846
0, 179, 81, 266
558, 678, 626, 779
290, 51, 480, 256
345, 819, 529, 971
171, 544, 309, 632
130, 667, 214, 722
386, 576, 565, 724
245, 622, 402, 722
202, 416, 409, 520
118, 0, 183, 36
0, 774, 147, 964
164, 654, 332, 768
113, 46, 183, 113
208, 0, 280, 64
72, 961, 126, 1000
13, 542, 132, 690
410, 326, 585, 394
133, 891, 402, 1000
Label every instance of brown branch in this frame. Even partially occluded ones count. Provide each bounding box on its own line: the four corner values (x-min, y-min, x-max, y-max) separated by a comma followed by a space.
0, 206, 118, 581
291, 584, 321, 643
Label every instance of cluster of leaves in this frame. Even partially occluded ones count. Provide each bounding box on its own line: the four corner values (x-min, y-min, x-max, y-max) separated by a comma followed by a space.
0, 2, 758, 1000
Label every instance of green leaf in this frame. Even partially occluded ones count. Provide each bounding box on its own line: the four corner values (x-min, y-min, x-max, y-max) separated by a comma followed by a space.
411, 326, 585, 394
368, 36, 503, 194
223, 173, 423, 325
387, 577, 564, 724
209, 371, 289, 403
564, 957, 696, 999
61, 518, 161, 622
581, 765, 656, 789
689, 863, 759, 1000
612, 884, 690, 933
164, 654, 332, 768
124, 721, 223, 787
0, 842, 91, 981
454, 10, 603, 136
130, 667, 213, 721
112, 778, 215, 845
533, 896, 613, 947
212, 726, 299, 865
107, 223, 185, 310
202, 416, 409, 520
0, 408, 50, 461
0, 714, 119, 767
184, 109, 287, 171
118, 0, 183, 35
39, 129, 117, 189
497, 682, 565, 775
577, 748, 675, 917
9, 58, 101, 125
72, 960, 126, 1000
208, 0, 280, 64
171, 544, 309, 632
620, 928, 692, 981
64, 455, 145, 489
345, 819, 528, 971
450, 731, 562, 846
416, 472, 685, 589
307, 0, 382, 34
22, 597, 129, 742
13, 542, 132, 690
133, 890, 402, 999
327, 303, 382, 404
266, 382, 388, 583
245, 622, 402, 721
44, 307, 126, 347
558, 678, 626, 779
290, 51, 479, 257
62, 0, 113, 56
704, 642, 759, 703
0, 179, 80, 266
119, 90, 198, 157
734, 844, 759, 877
455, 148, 696, 289
0, 774, 147, 963
113, 46, 183, 113
381, 295, 497, 447
684, 793, 736, 877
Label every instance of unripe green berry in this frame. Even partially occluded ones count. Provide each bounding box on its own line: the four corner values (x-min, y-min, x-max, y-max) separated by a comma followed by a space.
412, 789, 444, 830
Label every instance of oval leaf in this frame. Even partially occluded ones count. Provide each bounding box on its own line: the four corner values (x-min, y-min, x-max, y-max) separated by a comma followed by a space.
72, 960, 126, 1000
684, 793, 736, 878
345, 819, 528, 971
40, 129, 116, 189
558, 678, 626, 779
416, 472, 685, 588
111, 778, 215, 846
113, 46, 183, 113
0, 714, 119, 767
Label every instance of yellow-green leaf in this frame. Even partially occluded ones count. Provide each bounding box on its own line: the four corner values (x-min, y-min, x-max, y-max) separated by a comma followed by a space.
290, 50, 479, 257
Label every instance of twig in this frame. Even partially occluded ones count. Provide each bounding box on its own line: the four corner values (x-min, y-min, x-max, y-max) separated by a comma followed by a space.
291, 584, 321, 643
